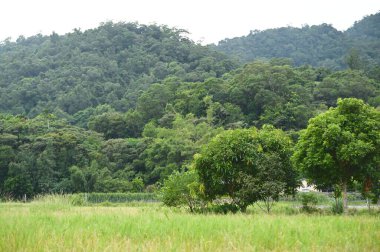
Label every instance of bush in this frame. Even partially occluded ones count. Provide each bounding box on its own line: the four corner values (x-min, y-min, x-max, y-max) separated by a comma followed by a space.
161, 170, 205, 212
299, 192, 319, 213
145, 184, 158, 193
331, 198, 344, 214
300, 192, 319, 207
70, 194, 86, 206
0, 192, 13, 202
207, 203, 240, 214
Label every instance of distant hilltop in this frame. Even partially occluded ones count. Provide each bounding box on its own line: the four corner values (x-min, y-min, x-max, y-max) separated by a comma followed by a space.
214, 12, 380, 69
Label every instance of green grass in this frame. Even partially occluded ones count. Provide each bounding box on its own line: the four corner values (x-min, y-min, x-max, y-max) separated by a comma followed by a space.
0, 196, 379, 251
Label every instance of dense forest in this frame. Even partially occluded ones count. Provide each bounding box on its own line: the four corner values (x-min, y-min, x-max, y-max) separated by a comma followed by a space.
215, 12, 380, 71
0, 22, 237, 117
0, 14, 379, 198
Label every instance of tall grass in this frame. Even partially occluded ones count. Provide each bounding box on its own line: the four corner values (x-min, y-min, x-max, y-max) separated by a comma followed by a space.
0, 197, 379, 251
82, 192, 159, 203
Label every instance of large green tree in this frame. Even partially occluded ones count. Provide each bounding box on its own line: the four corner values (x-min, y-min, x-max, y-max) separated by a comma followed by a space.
194, 125, 297, 211
292, 98, 380, 209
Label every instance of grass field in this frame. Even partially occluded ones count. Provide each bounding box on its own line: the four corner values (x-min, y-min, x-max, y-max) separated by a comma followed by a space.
0, 196, 379, 251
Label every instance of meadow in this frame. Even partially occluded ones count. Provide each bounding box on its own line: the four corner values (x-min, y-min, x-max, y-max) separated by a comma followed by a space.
0, 195, 379, 252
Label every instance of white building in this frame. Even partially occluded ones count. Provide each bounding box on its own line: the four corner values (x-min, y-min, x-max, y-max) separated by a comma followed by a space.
297, 179, 319, 192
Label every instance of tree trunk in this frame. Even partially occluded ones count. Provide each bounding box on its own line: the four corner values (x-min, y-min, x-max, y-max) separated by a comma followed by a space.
265, 197, 273, 214
342, 181, 348, 211
240, 205, 247, 213
364, 177, 372, 211
366, 198, 371, 211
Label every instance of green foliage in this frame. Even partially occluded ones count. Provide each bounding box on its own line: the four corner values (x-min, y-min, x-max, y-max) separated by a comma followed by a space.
293, 98, 380, 209
0, 114, 103, 197
136, 84, 173, 121
224, 62, 377, 131
194, 125, 297, 211
1, 16, 380, 200
206, 203, 240, 214
0, 22, 237, 117
299, 192, 319, 212
216, 13, 380, 69
69, 194, 86, 206
346, 12, 380, 39
142, 113, 222, 184
331, 198, 344, 214
161, 170, 204, 212
314, 70, 377, 107
88, 112, 128, 139
216, 24, 346, 68
131, 177, 144, 192
3, 162, 33, 199
70, 166, 86, 192
345, 49, 363, 70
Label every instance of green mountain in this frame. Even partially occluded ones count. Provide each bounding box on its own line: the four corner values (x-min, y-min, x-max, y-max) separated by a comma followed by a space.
214, 12, 380, 69
0, 22, 237, 117
1, 17, 379, 198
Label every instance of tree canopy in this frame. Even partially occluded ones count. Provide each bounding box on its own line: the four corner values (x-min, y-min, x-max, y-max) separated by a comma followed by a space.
194, 125, 297, 211
215, 12, 380, 70
292, 98, 380, 209
0, 22, 237, 117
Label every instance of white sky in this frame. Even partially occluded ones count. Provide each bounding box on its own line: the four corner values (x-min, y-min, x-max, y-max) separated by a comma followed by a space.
0, 0, 379, 44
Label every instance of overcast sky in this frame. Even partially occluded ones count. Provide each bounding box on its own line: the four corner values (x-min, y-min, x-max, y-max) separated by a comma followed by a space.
0, 0, 379, 44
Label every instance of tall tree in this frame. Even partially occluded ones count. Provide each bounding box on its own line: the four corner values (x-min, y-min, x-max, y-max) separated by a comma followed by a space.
194, 125, 297, 211
292, 98, 380, 209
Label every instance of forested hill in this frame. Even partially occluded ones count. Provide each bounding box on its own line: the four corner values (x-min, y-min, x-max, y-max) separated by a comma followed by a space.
214, 12, 380, 69
1, 19, 380, 198
0, 22, 237, 117
2, 60, 379, 198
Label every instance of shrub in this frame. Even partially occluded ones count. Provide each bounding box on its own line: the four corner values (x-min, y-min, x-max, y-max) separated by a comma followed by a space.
299, 192, 319, 213
161, 170, 205, 212
70, 194, 86, 206
300, 192, 319, 207
145, 184, 158, 193
208, 203, 240, 214
331, 198, 344, 214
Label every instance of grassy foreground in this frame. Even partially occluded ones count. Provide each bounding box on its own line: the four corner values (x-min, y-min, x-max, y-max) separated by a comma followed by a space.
0, 197, 379, 251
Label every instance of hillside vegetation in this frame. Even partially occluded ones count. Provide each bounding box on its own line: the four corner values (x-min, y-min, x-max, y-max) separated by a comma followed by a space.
0, 16, 379, 198
0, 22, 237, 116
215, 12, 380, 70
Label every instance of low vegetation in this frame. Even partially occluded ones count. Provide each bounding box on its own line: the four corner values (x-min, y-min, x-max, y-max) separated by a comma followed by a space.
0, 195, 379, 251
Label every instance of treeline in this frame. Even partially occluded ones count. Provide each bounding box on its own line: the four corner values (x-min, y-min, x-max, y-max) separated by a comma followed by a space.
215, 12, 380, 71
0, 109, 221, 197
1, 60, 379, 198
